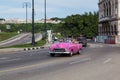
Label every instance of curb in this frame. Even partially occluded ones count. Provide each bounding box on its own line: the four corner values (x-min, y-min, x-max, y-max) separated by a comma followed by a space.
0, 45, 50, 54
0, 47, 47, 54
23, 47, 45, 51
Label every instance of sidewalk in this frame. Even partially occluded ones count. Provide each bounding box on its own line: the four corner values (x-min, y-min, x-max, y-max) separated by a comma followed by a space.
88, 42, 120, 48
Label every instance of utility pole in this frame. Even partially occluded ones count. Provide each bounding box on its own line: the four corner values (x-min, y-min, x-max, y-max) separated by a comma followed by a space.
23, 2, 31, 32
32, 0, 35, 46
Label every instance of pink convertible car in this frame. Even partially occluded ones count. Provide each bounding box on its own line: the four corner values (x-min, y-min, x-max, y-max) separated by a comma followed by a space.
49, 39, 83, 57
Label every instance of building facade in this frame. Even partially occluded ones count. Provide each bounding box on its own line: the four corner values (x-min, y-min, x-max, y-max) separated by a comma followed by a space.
98, 0, 120, 44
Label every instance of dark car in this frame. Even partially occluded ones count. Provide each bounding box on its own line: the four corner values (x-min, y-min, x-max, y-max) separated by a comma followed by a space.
77, 37, 87, 47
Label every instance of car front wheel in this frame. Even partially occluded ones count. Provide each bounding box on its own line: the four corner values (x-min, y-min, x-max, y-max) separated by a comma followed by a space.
69, 52, 73, 57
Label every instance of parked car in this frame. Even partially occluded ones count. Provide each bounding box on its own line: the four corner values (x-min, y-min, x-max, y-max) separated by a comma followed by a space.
77, 37, 87, 47
49, 39, 82, 57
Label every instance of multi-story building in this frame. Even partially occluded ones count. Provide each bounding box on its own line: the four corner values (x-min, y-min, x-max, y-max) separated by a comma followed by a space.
98, 0, 120, 44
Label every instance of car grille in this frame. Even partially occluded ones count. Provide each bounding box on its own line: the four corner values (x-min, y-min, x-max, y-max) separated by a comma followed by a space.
53, 48, 66, 52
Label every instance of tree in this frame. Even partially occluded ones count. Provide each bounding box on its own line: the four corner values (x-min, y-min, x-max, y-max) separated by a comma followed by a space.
60, 12, 98, 37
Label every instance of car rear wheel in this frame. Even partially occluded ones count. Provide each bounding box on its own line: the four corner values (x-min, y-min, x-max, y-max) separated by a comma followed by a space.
78, 49, 82, 54
50, 53, 55, 57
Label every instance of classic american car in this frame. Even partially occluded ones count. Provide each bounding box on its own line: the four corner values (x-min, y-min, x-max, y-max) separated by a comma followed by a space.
49, 39, 83, 57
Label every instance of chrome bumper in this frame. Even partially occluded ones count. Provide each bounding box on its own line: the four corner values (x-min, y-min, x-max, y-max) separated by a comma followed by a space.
49, 51, 70, 54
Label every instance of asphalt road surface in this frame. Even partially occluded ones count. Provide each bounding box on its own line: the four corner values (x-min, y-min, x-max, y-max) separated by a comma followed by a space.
0, 33, 42, 47
0, 44, 120, 80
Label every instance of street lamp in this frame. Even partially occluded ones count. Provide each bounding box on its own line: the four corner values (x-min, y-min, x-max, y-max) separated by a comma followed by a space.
44, 0, 47, 40
32, 0, 35, 46
23, 2, 31, 32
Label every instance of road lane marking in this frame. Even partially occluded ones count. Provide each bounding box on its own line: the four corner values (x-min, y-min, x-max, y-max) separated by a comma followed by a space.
0, 57, 90, 74
103, 58, 112, 64
0, 61, 46, 74
0, 64, 38, 74
0, 57, 91, 74
0, 57, 9, 60
69, 58, 91, 65
0, 58, 21, 63
0, 59, 57, 73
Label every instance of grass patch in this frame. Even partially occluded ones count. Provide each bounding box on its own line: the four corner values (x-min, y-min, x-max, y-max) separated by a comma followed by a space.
0, 32, 18, 42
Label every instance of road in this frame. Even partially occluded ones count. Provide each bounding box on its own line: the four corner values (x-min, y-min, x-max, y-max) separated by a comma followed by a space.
0, 43, 120, 80
0, 33, 42, 47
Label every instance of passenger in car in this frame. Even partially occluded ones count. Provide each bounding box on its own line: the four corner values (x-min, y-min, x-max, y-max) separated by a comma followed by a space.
60, 38, 65, 42
71, 38, 78, 44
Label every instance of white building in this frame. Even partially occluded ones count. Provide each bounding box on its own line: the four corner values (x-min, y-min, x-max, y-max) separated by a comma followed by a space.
98, 0, 120, 44
0, 19, 5, 24
0, 18, 61, 24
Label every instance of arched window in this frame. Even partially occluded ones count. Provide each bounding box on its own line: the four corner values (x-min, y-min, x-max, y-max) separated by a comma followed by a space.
114, 25, 117, 31
108, 1, 111, 16
110, 25, 113, 35
104, 4, 106, 17
114, 24, 118, 35
115, 0, 118, 15
115, 0, 117, 8
106, 3, 109, 16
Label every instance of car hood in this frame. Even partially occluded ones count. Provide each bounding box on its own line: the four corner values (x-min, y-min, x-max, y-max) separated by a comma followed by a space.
50, 42, 72, 51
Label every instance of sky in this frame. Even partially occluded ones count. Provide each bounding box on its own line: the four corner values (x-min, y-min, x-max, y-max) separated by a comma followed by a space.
0, 0, 98, 20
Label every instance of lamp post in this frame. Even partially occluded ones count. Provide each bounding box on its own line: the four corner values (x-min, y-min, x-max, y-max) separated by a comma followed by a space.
32, 0, 35, 46
44, 0, 47, 40
23, 2, 31, 32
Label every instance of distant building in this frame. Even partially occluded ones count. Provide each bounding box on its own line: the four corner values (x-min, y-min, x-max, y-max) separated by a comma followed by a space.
0, 18, 61, 24
36, 19, 61, 24
98, 0, 120, 44
0, 18, 5, 24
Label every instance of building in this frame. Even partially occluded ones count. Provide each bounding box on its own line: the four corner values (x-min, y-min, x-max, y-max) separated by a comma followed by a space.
37, 19, 61, 24
0, 18, 61, 24
0, 18, 5, 24
98, 0, 120, 44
